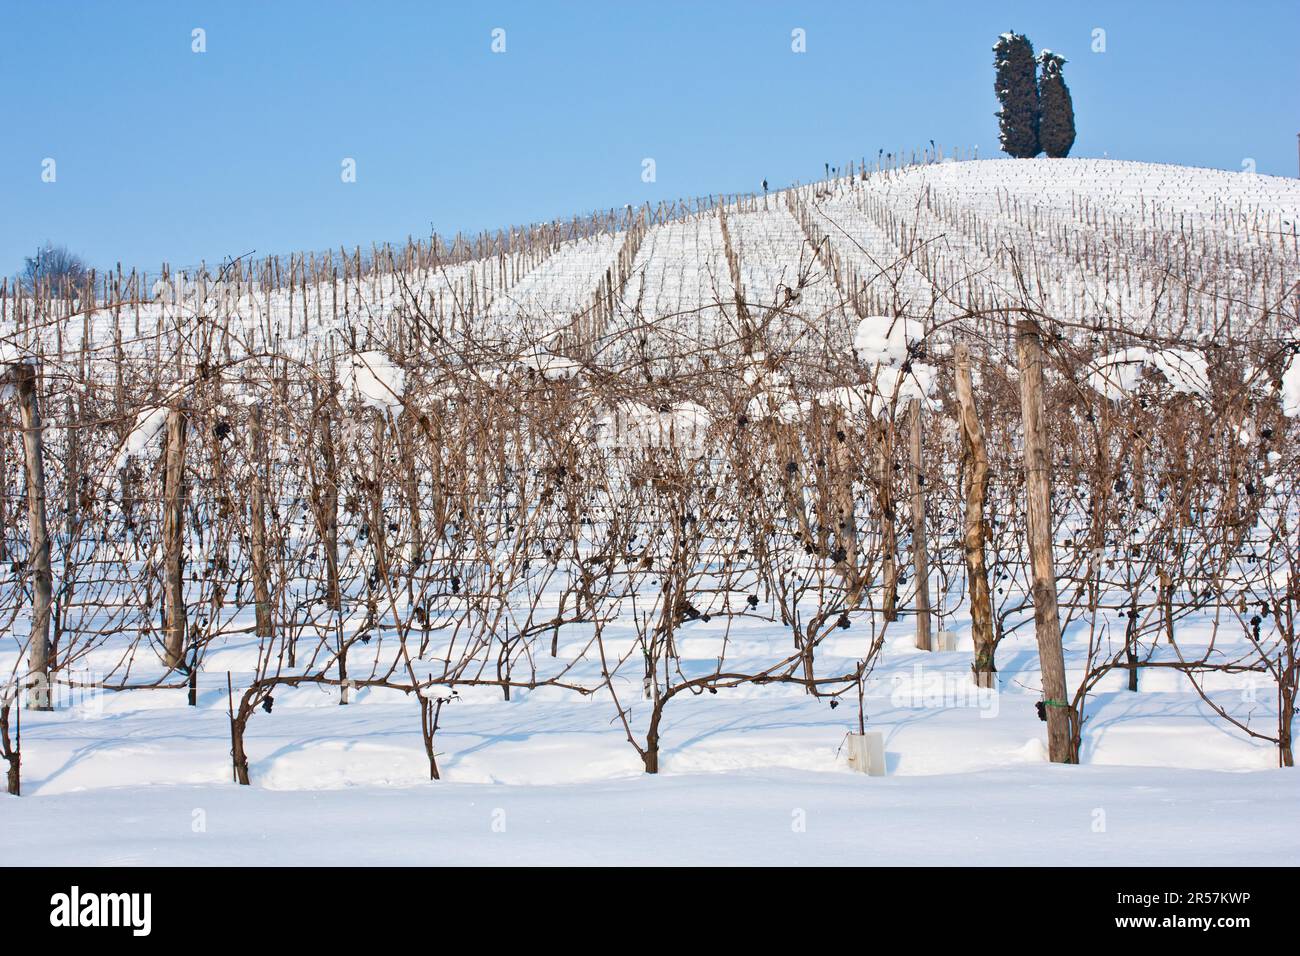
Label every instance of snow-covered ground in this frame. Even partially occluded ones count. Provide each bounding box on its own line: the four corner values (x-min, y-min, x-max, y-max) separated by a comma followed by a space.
8, 767, 1292, 866
5, 617, 1294, 865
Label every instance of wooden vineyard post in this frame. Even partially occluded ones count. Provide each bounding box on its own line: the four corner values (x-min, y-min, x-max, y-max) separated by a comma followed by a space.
249, 404, 273, 639
908, 399, 932, 650
877, 423, 898, 623
0, 422, 8, 562
14, 364, 53, 709
829, 408, 861, 605
318, 389, 347, 705
162, 404, 188, 671
319, 398, 342, 613
954, 344, 995, 686
1016, 321, 1074, 764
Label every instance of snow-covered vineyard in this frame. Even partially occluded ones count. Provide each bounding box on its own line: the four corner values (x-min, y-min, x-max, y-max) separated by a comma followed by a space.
2, 158, 1299, 864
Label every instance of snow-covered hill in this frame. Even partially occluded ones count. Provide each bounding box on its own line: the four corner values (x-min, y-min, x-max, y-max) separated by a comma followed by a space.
6, 159, 1299, 369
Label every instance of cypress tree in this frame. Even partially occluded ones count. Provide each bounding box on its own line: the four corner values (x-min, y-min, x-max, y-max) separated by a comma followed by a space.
993, 32, 1040, 158
1037, 51, 1077, 158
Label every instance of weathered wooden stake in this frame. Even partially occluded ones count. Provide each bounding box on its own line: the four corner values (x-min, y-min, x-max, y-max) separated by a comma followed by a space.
15, 364, 53, 709
249, 404, 273, 638
908, 399, 932, 650
954, 345, 995, 686
162, 405, 187, 670
318, 400, 342, 612
0, 429, 8, 562
1016, 321, 1074, 763
877, 424, 898, 622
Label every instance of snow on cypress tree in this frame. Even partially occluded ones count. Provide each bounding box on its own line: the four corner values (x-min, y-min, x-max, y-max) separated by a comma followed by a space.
1037, 50, 1076, 158
993, 32, 1040, 158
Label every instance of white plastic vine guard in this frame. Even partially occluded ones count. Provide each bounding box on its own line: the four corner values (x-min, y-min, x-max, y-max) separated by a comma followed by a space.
845, 732, 886, 776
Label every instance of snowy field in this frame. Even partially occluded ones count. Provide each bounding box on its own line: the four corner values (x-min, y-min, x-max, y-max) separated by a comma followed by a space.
5, 618, 1296, 865
2, 158, 1299, 866
8, 768, 1294, 867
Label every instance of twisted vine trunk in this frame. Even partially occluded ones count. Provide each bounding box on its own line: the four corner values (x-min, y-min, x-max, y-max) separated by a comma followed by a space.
1, 695, 19, 795
643, 698, 665, 774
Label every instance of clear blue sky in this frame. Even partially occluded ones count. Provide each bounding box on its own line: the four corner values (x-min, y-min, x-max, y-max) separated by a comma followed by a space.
2, 0, 1296, 275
